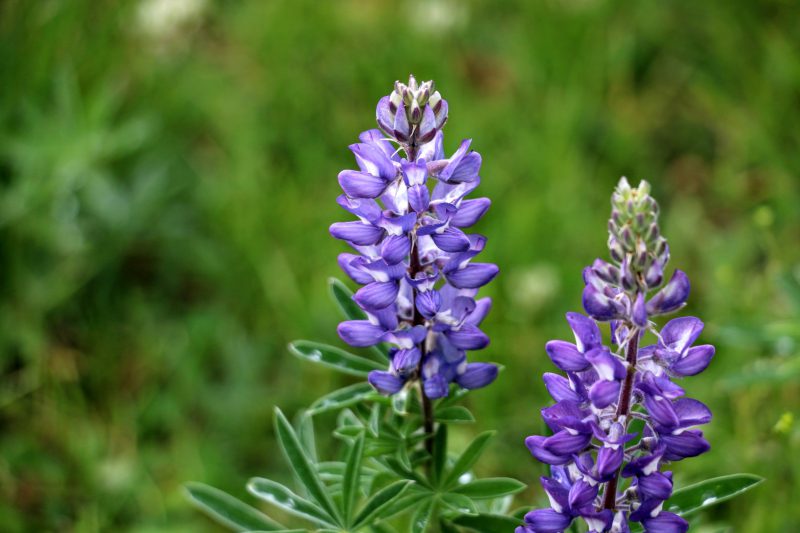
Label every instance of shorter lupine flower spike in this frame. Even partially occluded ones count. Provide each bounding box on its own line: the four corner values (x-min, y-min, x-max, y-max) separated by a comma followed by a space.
521, 178, 713, 533
332, 76, 498, 399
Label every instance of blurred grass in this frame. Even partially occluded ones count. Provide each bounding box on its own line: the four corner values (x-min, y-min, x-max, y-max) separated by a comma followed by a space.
0, 0, 798, 531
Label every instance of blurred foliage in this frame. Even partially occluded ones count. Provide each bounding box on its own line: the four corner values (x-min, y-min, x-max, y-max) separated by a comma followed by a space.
0, 0, 798, 531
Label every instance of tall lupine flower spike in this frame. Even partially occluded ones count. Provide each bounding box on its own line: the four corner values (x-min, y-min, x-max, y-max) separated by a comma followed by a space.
330, 75, 499, 406
520, 178, 714, 533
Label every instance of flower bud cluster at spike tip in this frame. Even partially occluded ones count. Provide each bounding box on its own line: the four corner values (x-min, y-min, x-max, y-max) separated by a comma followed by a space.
376, 75, 448, 155
583, 177, 688, 325
331, 76, 498, 399
519, 179, 714, 533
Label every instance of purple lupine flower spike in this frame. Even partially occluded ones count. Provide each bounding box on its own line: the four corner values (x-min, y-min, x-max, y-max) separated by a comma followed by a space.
331, 76, 498, 399
521, 178, 712, 533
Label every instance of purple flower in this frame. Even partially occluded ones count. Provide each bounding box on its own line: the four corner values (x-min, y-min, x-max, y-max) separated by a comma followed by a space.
522, 178, 713, 531
333, 77, 497, 399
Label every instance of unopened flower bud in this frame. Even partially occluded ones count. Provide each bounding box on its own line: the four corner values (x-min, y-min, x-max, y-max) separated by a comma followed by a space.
389, 90, 403, 111
609, 237, 625, 263
620, 226, 635, 251
646, 222, 660, 244
429, 90, 442, 112
409, 100, 422, 124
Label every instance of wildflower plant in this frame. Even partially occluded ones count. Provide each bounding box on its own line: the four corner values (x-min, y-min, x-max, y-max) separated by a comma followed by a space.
185, 81, 762, 533
186, 76, 525, 532
518, 179, 762, 533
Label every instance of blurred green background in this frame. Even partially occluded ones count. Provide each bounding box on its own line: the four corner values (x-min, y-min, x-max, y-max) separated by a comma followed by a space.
1, 0, 799, 531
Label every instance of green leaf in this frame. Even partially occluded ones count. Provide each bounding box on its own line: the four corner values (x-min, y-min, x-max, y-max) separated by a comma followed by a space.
440, 492, 478, 515
452, 478, 527, 500
245, 530, 305, 533
409, 498, 434, 533
369, 523, 399, 533
435, 406, 475, 424
365, 436, 401, 457
342, 432, 365, 525
451, 512, 523, 531
432, 423, 448, 487
329, 277, 367, 320
273, 408, 342, 526
665, 473, 765, 518
247, 478, 336, 528
184, 482, 285, 532
443, 431, 495, 488
289, 340, 383, 377
368, 403, 381, 437
352, 480, 413, 529
329, 278, 390, 360
308, 383, 376, 416
439, 519, 461, 533
373, 489, 430, 521
296, 411, 316, 462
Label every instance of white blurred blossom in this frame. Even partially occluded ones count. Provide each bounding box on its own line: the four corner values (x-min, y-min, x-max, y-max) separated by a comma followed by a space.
507, 264, 560, 314
408, 0, 468, 33
136, 0, 207, 41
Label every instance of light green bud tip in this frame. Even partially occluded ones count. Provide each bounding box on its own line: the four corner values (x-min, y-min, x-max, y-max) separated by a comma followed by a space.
608, 177, 668, 280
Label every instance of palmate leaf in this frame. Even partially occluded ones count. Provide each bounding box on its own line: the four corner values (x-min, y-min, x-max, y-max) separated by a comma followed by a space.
665, 473, 764, 517
247, 478, 337, 528
451, 477, 527, 500
289, 340, 384, 377
273, 408, 342, 526
184, 482, 285, 532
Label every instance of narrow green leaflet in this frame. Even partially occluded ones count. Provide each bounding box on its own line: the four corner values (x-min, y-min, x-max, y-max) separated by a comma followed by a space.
328, 278, 389, 360
451, 478, 527, 500
432, 424, 448, 486
665, 473, 764, 517
308, 383, 376, 416
245, 530, 305, 533
439, 519, 461, 533
443, 431, 495, 488
409, 498, 434, 533
434, 406, 475, 424
273, 408, 342, 526
369, 523, 399, 533
368, 403, 381, 437
451, 512, 523, 531
373, 489, 430, 521
329, 277, 367, 320
247, 478, 336, 528
352, 480, 413, 529
289, 340, 383, 377
184, 482, 285, 532
296, 412, 317, 462
342, 432, 365, 524
440, 492, 478, 515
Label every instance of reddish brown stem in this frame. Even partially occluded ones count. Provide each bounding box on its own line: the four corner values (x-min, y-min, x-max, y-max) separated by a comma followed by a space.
602, 328, 640, 511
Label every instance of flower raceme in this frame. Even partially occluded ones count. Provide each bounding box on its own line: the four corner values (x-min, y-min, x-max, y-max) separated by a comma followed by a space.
520, 179, 714, 533
330, 76, 499, 399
